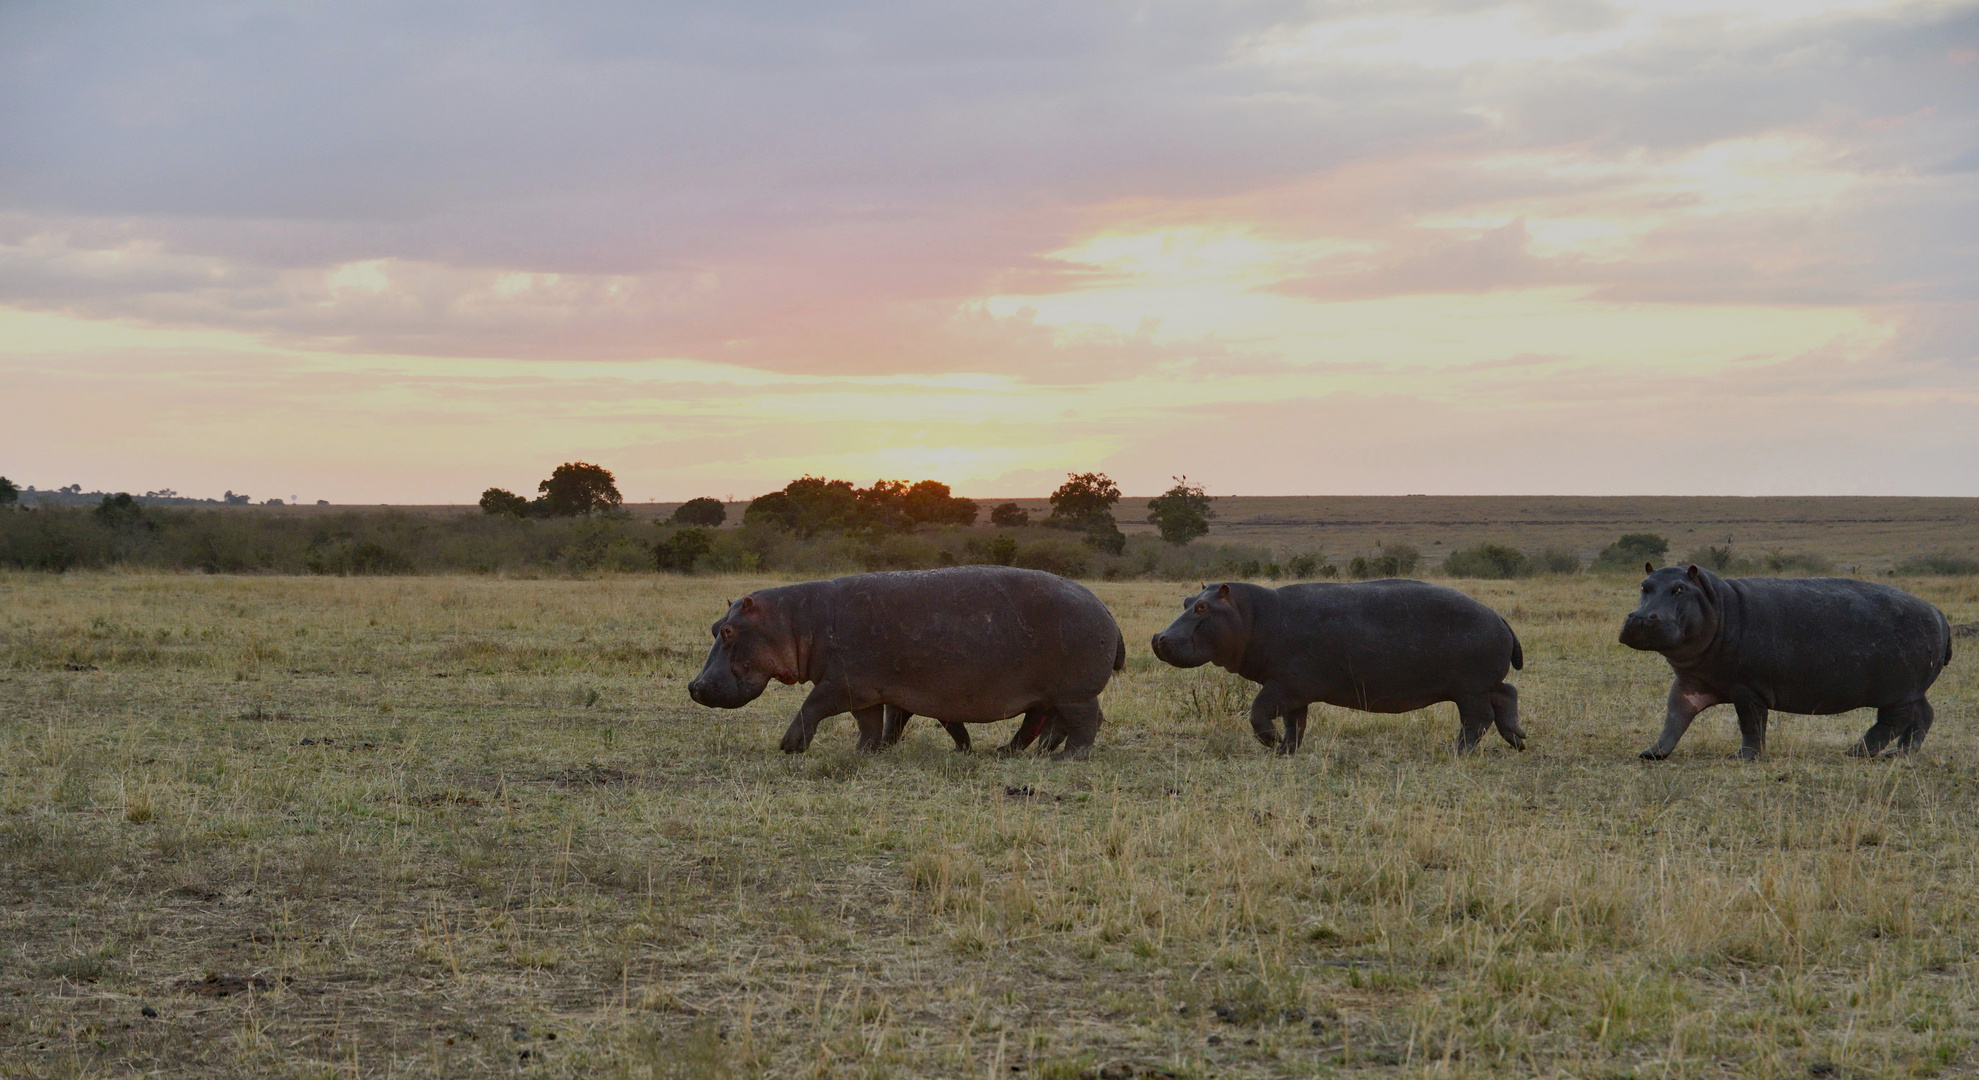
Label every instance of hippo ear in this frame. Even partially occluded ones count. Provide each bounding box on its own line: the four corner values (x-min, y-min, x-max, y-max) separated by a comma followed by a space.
1686, 564, 1701, 582
1645, 561, 1655, 575
739, 596, 756, 612
1216, 583, 1231, 601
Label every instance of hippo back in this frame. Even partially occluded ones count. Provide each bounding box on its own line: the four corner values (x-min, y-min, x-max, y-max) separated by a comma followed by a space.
1716, 576, 1951, 714
818, 566, 1122, 722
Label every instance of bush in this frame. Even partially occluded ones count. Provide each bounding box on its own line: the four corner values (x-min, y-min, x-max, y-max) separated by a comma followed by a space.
1285, 553, 1337, 580
1443, 543, 1530, 579
965, 534, 1019, 566
670, 498, 726, 527
0, 476, 18, 506
1894, 553, 1979, 576
1684, 545, 1748, 574
1593, 532, 1670, 572
1146, 476, 1214, 546
989, 502, 1029, 527
1761, 550, 1833, 575
306, 540, 411, 575
655, 528, 713, 572
1348, 543, 1421, 579
1531, 548, 1583, 575
1012, 536, 1091, 577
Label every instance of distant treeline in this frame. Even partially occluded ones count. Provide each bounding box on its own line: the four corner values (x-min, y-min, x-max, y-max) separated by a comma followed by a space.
3, 466, 1970, 578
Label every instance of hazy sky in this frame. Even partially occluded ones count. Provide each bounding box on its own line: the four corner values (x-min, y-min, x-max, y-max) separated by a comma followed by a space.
3, 0, 1975, 502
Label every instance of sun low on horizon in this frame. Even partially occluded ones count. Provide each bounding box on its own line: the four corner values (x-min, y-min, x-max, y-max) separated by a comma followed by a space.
1, 0, 1974, 504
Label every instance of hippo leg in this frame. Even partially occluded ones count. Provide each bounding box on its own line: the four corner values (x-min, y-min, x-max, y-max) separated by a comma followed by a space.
881, 705, 912, 746
1453, 692, 1495, 755
1040, 710, 1071, 753
1489, 683, 1525, 751
998, 708, 1051, 755
1049, 699, 1102, 761
1247, 685, 1292, 750
778, 682, 852, 753
1732, 695, 1768, 760
1640, 679, 1722, 760
1896, 700, 1935, 753
852, 704, 887, 753
1851, 699, 1932, 757
1278, 704, 1308, 756
943, 722, 973, 752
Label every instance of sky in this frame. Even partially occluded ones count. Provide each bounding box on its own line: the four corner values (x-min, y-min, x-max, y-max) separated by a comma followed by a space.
1, 0, 1975, 503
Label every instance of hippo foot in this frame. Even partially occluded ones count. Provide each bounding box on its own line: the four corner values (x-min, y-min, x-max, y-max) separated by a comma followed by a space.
778, 731, 810, 754
1049, 745, 1092, 762
1638, 747, 1671, 761
1501, 730, 1528, 752
1734, 747, 1763, 761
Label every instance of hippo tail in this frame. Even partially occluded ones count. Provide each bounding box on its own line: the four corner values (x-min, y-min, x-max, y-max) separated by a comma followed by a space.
1113, 629, 1127, 672
1943, 610, 1955, 668
1506, 621, 1524, 671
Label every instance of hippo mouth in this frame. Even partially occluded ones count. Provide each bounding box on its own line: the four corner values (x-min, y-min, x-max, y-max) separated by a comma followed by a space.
1618, 615, 1680, 652
1150, 633, 1209, 668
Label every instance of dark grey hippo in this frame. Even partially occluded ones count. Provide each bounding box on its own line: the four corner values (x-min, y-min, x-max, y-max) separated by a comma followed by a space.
687, 566, 1125, 758
1621, 564, 1952, 760
1150, 580, 1526, 754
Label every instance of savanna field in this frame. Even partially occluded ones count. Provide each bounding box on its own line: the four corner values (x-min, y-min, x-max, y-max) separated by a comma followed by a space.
4, 571, 1979, 1079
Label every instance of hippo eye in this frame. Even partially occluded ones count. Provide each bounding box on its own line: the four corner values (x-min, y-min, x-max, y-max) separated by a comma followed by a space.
720, 625, 736, 641
1672, 585, 1685, 595
1193, 602, 1208, 615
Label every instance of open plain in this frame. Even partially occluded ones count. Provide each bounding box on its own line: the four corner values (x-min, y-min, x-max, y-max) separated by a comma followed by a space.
3, 570, 1979, 1078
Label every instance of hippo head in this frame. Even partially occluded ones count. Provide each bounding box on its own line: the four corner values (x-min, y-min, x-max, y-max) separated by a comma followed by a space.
687, 595, 799, 709
1619, 563, 1720, 654
1151, 583, 1248, 670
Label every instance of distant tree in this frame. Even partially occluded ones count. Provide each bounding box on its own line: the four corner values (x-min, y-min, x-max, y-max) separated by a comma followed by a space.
670, 497, 727, 527
536, 462, 622, 517
1145, 476, 1215, 546
94, 492, 147, 529
745, 477, 863, 536
900, 480, 978, 526
989, 502, 1029, 527
655, 528, 714, 572
1046, 472, 1125, 554
1286, 553, 1336, 579
480, 487, 531, 517
0, 476, 16, 506
223, 490, 251, 505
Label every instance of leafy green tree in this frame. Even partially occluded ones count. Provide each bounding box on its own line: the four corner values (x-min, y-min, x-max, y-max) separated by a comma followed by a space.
670, 497, 726, 527
745, 477, 863, 536
480, 487, 530, 517
1145, 476, 1214, 546
536, 462, 622, 517
1047, 472, 1125, 554
0, 476, 16, 506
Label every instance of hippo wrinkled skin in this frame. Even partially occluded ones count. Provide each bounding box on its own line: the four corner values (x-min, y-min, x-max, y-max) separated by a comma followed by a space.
688, 566, 1126, 759
1150, 580, 1526, 754
1621, 564, 1952, 761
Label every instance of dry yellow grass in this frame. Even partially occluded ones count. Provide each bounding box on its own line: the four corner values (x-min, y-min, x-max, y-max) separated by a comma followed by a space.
3, 570, 1979, 1078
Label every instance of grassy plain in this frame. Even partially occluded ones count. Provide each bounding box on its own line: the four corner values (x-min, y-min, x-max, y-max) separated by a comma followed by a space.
3, 570, 1979, 1078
